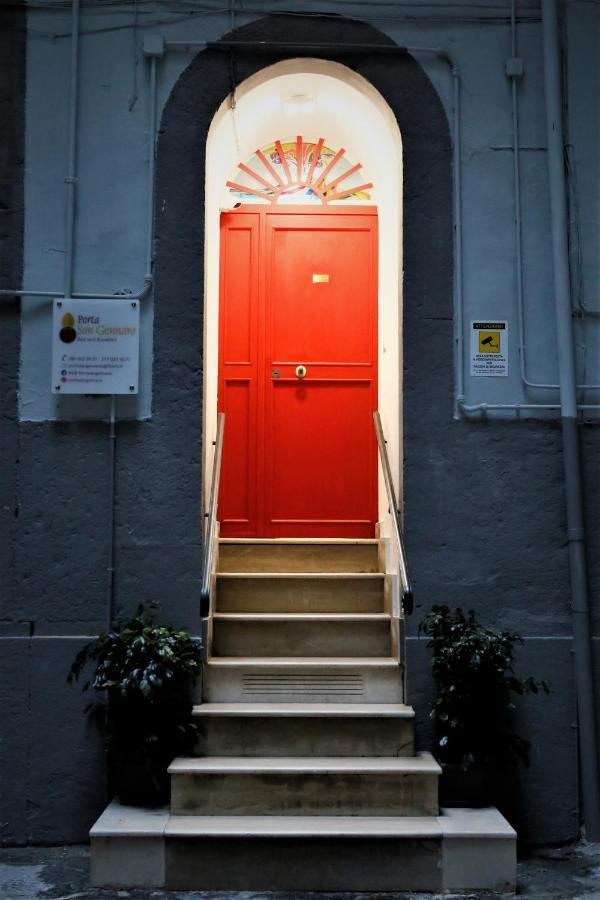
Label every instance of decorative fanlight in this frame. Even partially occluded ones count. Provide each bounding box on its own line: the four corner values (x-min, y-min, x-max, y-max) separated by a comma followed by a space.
227, 136, 373, 205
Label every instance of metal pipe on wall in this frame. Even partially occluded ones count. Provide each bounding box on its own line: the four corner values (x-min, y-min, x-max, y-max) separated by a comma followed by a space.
0, 1, 157, 305
64, 0, 80, 299
441, 40, 595, 417
462, 402, 559, 411
457, 6, 599, 417
541, 0, 600, 841
510, 0, 555, 391
509, 0, 600, 393
451, 61, 464, 414
107, 393, 117, 631
146, 54, 158, 276
0, 282, 153, 300
102, 42, 161, 630
461, 402, 600, 413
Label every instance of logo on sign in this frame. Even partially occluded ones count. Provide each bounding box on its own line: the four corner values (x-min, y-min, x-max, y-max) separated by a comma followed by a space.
59, 312, 77, 344
478, 331, 500, 353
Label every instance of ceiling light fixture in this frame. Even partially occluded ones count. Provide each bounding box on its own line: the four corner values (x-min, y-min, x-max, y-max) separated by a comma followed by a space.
283, 93, 317, 116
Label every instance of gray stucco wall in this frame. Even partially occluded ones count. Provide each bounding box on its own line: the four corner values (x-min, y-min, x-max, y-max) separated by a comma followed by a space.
404, 423, 586, 845
0, 0, 27, 847
17, 2, 600, 421
1, 3, 599, 849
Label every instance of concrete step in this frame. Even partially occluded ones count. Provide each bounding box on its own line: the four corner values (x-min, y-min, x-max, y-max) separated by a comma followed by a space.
165, 814, 442, 891
218, 538, 381, 573
211, 612, 392, 657
202, 656, 404, 704
90, 800, 517, 893
168, 753, 440, 817
215, 572, 387, 613
193, 702, 415, 757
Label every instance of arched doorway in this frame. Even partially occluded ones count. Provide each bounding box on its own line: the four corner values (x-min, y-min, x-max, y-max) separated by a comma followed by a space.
152, 14, 452, 616
204, 60, 403, 538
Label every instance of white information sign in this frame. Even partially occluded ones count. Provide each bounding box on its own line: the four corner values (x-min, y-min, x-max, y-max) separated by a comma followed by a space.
52, 298, 140, 394
470, 320, 508, 377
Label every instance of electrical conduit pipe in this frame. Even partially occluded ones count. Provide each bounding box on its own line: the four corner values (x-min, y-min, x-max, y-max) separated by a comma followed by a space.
509, 0, 599, 393
0, 0, 155, 303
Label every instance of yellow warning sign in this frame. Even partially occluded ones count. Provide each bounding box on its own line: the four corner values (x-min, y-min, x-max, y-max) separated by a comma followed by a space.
478, 331, 501, 353
471, 320, 508, 376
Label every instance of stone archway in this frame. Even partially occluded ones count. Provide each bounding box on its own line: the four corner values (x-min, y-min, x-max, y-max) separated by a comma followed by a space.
153, 13, 452, 599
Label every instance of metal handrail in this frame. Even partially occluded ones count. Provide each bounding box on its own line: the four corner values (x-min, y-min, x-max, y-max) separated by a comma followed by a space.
200, 412, 224, 618
373, 411, 414, 615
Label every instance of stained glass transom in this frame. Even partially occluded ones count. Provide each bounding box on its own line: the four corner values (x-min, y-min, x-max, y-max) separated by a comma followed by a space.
227, 136, 373, 205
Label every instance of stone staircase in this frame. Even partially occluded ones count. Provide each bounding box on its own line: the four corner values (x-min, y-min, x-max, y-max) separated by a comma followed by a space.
90, 538, 517, 892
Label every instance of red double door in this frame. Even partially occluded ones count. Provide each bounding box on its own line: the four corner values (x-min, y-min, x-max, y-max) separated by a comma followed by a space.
218, 206, 378, 538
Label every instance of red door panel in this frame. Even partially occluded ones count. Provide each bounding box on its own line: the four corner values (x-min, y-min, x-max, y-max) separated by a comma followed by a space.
269, 226, 374, 363
218, 206, 378, 538
218, 213, 260, 535
268, 381, 376, 535
220, 379, 253, 524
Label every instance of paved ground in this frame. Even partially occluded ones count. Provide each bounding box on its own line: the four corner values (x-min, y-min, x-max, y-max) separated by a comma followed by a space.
1, 842, 599, 900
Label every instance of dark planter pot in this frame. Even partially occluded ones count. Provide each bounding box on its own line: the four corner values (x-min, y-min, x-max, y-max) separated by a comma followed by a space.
439, 760, 494, 808
107, 681, 195, 807
113, 756, 170, 807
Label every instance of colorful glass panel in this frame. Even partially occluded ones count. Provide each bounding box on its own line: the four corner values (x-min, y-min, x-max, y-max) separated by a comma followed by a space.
227, 136, 373, 205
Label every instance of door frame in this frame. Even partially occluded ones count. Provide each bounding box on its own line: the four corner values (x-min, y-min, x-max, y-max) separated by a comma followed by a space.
202, 62, 404, 540
205, 198, 401, 537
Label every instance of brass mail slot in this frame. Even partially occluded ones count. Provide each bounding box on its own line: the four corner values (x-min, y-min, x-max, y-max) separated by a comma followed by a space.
312, 273, 330, 283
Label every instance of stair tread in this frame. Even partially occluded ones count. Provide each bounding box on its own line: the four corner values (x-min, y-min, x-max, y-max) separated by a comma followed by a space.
207, 656, 400, 666
91, 799, 516, 840
169, 751, 440, 775
219, 539, 380, 545
166, 814, 441, 838
192, 702, 414, 718
213, 612, 390, 621
217, 572, 384, 579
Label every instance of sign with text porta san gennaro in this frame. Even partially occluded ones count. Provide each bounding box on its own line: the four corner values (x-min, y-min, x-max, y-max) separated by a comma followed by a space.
470, 320, 508, 377
52, 298, 140, 394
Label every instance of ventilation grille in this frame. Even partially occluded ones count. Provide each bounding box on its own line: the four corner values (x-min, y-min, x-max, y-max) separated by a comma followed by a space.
242, 673, 364, 696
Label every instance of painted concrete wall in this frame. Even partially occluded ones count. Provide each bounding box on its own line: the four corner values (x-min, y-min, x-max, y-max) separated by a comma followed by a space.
18, 0, 600, 421
1, 0, 599, 850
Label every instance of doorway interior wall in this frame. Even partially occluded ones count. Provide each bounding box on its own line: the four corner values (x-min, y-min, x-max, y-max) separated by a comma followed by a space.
204, 58, 403, 533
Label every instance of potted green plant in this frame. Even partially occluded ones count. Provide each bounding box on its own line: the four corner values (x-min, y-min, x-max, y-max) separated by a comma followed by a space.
68, 604, 202, 807
419, 605, 549, 807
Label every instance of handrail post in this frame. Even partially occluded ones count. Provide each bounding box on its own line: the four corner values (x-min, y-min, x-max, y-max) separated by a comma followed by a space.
200, 413, 225, 632
373, 412, 413, 616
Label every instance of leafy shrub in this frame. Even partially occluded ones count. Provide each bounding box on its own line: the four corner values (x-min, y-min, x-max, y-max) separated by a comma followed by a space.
68, 604, 202, 804
419, 605, 549, 770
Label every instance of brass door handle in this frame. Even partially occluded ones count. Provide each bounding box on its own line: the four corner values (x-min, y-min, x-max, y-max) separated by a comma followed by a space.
295, 365, 307, 378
